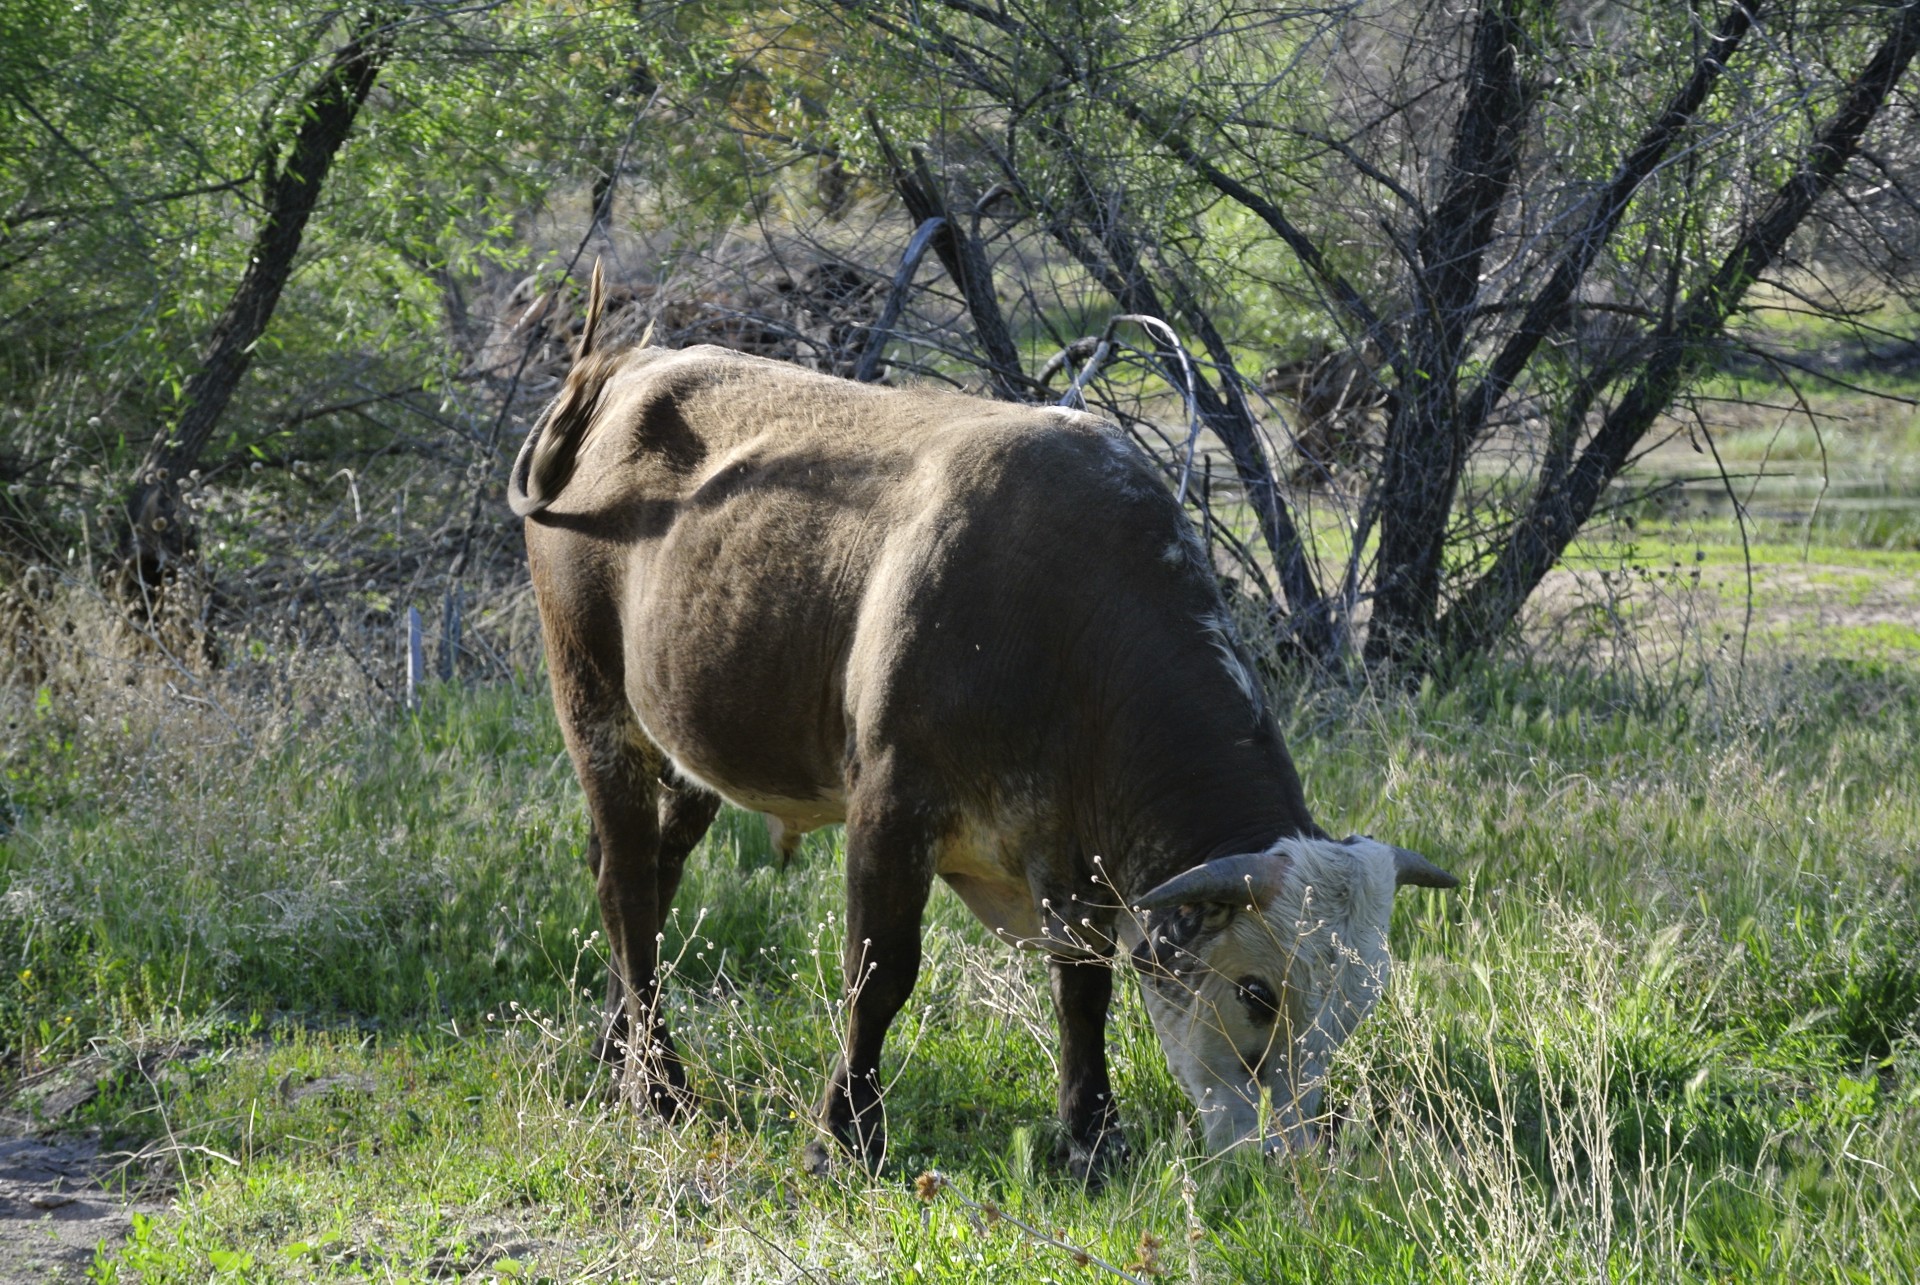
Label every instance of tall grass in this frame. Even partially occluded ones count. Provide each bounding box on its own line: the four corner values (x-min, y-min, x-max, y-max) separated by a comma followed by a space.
3, 644, 1916, 1281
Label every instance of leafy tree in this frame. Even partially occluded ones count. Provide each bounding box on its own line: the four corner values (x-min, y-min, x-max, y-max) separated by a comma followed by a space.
1, 1, 633, 604
117, 5, 403, 605
626, 0, 1920, 673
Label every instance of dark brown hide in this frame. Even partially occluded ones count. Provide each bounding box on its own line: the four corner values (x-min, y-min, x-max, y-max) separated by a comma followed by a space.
513, 343, 1323, 1176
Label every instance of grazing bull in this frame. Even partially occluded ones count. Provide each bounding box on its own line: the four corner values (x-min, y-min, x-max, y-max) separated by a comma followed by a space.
508, 269, 1456, 1177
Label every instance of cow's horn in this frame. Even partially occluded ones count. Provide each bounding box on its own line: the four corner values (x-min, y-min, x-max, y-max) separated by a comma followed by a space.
1392, 846, 1458, 890
1132, 854, 1286, 913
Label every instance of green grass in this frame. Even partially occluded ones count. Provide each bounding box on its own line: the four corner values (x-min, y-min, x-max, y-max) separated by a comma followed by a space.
3, 647, 1918, 1282
4, 361, 1918, 1279
1574, 524, 1920, 573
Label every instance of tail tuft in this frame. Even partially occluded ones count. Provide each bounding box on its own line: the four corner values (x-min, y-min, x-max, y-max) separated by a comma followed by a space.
507, 258, 616, 517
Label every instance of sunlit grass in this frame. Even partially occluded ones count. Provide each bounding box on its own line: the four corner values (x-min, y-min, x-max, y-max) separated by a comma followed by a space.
4, 372, 1918, 1279
4, 640, 1917, 1281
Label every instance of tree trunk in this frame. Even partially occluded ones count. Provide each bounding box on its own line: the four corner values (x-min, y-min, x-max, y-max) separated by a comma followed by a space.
875, 130, 1028, 401
1158, 279, 1332, 662
117, 7, 399, 609
1454, 0, 1765, 448
1364, 0, 1529, 668
1438, 0, 1920, 663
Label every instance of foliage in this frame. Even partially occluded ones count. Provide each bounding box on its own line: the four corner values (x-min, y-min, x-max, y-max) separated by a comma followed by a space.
0, 1, 630, 569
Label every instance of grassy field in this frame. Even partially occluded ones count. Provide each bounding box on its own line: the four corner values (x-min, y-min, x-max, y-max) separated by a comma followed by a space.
2, 631, 1916, 1281
3, 380, 1918, 1281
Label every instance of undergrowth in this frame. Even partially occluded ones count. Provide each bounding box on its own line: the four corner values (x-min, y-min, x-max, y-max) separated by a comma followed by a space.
2, 636, 1916, 1281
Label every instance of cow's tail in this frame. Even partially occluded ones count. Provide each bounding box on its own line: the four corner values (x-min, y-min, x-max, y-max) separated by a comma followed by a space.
508, 259, 617, 518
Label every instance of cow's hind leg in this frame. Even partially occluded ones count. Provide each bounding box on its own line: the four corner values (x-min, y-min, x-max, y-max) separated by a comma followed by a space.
654, 776, 723, 911
548, 637, 699, 1119
581, 766, 683, 1116
805, 766, 937, 1174
1051, 953, 1129, 1185
586, 778, 720, 1092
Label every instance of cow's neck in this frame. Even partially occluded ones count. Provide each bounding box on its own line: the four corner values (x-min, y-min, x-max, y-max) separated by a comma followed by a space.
1085, 690, 1321, 906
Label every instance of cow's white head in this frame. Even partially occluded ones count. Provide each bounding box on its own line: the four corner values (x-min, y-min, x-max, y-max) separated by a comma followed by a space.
1125, 835, 1456, 1154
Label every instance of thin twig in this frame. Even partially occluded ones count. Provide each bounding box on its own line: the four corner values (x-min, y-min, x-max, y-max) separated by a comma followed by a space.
1696, 416, 1753, 692
1054, 314, 1203, 503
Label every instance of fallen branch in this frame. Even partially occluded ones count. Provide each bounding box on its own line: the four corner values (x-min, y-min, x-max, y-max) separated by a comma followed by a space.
1051, 314, 1202, 503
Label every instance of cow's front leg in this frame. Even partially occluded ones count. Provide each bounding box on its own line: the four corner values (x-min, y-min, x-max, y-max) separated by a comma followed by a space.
806, 780, 935, 1174
1051, 952, 1128, 1184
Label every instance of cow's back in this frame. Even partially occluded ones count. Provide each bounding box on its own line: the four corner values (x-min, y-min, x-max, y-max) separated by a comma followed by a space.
525, 345, 1222, 844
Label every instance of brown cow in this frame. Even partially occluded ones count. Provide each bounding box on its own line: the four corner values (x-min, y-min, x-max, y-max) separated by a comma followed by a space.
509, 268, 1455, 1178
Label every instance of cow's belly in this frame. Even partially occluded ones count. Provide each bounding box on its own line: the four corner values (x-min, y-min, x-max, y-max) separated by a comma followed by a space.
627, 689, 849, 838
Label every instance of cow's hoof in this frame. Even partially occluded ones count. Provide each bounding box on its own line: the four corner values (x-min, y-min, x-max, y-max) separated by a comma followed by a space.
1058, 1128, 1131, 1189
597, 1062, 689, 1122
802, 1126, 885, 1178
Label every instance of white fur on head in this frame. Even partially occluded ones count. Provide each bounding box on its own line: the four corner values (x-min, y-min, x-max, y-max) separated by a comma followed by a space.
1130, 835, 1401, 1155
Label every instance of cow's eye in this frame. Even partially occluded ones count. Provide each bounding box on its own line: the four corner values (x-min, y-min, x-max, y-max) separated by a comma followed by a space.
1236, 976, 1279, 1024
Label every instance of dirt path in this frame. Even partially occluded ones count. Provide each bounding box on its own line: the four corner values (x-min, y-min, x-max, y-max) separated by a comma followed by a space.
0, 1132, 167, 1283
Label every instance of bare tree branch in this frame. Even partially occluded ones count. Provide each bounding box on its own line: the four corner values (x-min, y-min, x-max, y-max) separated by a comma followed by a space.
1367, 0, 1532, 664
1457, 0, 1765, 445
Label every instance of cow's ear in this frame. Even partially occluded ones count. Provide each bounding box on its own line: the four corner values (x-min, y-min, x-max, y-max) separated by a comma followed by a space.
1392, 846, 1458, 890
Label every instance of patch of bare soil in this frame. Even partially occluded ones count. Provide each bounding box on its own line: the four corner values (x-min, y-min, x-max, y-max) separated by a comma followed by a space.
0, 1060, 170, 1284
1523, 560, 1920, 667
0, 1135, 166, 1283
1742, 564, 1920, 633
